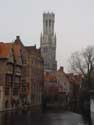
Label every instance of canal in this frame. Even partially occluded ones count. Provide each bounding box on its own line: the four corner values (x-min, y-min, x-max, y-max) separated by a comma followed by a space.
0, 111, 93, 125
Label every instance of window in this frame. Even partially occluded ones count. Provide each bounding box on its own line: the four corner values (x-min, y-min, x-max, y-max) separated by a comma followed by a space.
7, 64, 13, 72
22, 87, 26, 94
5, 87, 9, 96
13, 88, 19, 96
13, 76, 20, 88
6, 75, 12, 82
22, 80, 26, 87
43, 48, 48, 53
14, 76, 20, 83
46, 20, 48, 28
6, 74, 12, 86
15, 66, 21, 73
21, 55, 26, 64
49, 20, 51, 27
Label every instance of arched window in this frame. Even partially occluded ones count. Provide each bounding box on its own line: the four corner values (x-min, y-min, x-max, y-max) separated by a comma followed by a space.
5, 100, 8, 108
46, 20, 48, 33
49, 20, 51, 27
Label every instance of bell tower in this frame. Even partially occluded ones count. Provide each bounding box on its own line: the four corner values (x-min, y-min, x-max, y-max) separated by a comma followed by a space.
43, 12, 54, 35
40, 12, 57, 72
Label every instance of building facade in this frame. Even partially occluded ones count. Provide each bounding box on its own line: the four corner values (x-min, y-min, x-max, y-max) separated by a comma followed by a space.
56, 67, 70, 95
0, 42, 22, 111
43, 67, 71, 108
25, 46, 44, 108
40, 12, 57, 72
44, 73, 58, 97
66, 73, 82, 112
14, 36, 30, 107
0, 36, 44, 111
14, 36, 44, 109
56, 67, 70, 107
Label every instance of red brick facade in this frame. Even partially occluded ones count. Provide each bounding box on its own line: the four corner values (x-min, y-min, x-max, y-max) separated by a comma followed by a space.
0, 36, 44, 111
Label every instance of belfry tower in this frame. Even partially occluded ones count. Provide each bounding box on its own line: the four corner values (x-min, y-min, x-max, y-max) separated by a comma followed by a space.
40, 12, 57, 72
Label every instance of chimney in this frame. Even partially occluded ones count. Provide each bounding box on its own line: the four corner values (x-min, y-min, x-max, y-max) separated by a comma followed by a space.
14, 35, 22, 45
16, 36, 20, 40
59, 66, 64, 72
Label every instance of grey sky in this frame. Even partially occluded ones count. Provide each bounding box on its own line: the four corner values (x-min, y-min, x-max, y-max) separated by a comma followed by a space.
0, 0, 94, 71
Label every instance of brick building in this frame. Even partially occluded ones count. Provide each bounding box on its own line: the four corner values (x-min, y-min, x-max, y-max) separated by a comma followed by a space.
0, 36, 44, 111
44, 67, 71, 108
25, 45, 44, 108
66, 73, 82, 112
55, 67, 70, 108
14, 36, 30, 106
44, 72, 58, 97
14, 36, 44, 109
56, 67, 70, 95
0, 42, 23, 110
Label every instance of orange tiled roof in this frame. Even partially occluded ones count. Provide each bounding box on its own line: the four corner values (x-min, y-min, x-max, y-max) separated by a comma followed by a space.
44, 73, 57, 81
0, 42, 21, 61
66, 73, 82, 85
0, 42, 12, 58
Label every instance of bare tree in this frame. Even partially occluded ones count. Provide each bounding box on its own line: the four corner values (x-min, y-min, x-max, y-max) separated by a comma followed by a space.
70, 46, 94, 89
70, 46, 94, 124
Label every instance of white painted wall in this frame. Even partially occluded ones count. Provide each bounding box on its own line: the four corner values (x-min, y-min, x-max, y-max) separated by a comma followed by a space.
90, 99, 94, 112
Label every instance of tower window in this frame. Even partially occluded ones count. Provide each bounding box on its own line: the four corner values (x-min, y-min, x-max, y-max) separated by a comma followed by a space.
43, 48, 48, 53
46, 20, 48, 28
49, 20, 51, 27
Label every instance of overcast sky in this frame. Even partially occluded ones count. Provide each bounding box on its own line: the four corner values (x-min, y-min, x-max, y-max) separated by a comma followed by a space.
0, 0, 94, 72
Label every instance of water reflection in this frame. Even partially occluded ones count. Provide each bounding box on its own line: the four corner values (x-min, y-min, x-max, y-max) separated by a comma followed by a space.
0, 111, 93, 125
0, 112, 16, 125
81, 114, 93, 125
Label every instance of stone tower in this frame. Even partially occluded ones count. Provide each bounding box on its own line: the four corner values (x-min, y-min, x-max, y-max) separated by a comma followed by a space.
40, 12, 57, 72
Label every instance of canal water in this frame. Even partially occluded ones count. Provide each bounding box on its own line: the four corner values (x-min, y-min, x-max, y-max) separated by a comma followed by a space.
0, 99, 94, 125
0, 111, 92, 125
